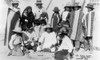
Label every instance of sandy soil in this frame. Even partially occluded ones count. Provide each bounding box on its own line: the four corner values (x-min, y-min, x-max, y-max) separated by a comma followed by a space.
0, 39, 94, 60
0, 39, 55, 60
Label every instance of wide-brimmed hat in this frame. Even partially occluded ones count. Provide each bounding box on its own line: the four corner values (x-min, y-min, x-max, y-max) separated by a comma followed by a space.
53, 7, 60, 12
64, 3, 71, 8
11, 0, 19, 5
12, 27, 22, 33
86, 3, 94, 9
74, 2, 81, 8
35, 0, 43, 5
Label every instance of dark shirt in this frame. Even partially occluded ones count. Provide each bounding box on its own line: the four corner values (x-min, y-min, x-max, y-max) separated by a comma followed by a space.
20, 12, 35, 30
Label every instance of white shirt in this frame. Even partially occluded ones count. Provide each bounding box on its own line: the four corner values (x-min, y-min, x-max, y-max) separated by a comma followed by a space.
39, 25, 48, 37
34, 7, 46, 19
9, 34, 22, 49
34, 26, 41, 39
39, 32, 57, 49
23, 31, 38, 41
58, 36, 73, 53
62, 11, 69, 21
23, 31, 38, 46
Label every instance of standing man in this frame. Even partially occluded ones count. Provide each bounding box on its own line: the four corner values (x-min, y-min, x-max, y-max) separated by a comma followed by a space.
83, 3, 95, 51
70, 3, 84, 51
61, 4, 71, 36
67, 5, 75, 37
4, 0, 21, 46
61, 4, 71, 24
34, 0, 47, 21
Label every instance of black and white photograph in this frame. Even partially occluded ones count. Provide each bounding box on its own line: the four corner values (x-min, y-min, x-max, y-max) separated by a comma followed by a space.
0, 0, 100, 60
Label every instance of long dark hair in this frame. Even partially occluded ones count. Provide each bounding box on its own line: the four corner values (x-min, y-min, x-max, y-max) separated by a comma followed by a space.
22, 6, 32, 15
59, 32, 68, 39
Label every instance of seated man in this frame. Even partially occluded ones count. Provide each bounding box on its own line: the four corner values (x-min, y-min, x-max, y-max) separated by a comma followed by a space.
54, 28, 73, 60
37, 27, 57, 52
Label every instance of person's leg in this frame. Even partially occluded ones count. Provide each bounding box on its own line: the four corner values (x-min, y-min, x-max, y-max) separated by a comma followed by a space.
62, 50, 70, 60
85, 37, 91, 51
24, 45, 30, 54
88, 38, 93, 51
33, 44, 38, 52
64, 53, 70, 60
72, 40, 76, 53
8, 49, 13, 56
84, 39, 89, 51
54, 50, 67, 60
72, 40, 75, 47
75, 40, 80, 51
80, 41, 85, 49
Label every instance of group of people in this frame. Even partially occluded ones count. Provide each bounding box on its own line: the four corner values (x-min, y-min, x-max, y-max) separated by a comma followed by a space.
7, 0, 95, 60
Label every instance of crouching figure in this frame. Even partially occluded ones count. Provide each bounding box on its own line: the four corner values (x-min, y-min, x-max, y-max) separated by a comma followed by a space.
8, 27, 24, 56
54, 31, 73, 60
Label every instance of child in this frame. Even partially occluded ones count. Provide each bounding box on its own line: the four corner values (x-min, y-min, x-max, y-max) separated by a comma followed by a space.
39, 20, 48, 37
34, 20, 41, 40
51, 7, 61, 32
39, 11, 48, 24
22, 27, 38, 52
55, 27, 73, 60
8, 27, 24, 56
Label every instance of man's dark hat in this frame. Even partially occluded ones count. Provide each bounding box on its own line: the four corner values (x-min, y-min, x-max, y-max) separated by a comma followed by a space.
74, 2, 81, 8
86, 3, 94, 9
64, 3, 71, 8
53, 7, 60, 12
35, 0, 43, 5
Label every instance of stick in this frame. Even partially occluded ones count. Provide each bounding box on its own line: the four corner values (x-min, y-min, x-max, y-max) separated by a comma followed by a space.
46, 0, 53, 10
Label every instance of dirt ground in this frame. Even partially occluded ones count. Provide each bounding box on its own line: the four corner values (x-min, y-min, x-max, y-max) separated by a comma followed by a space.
0, 41, 54, 60
0, 39, 94, 60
